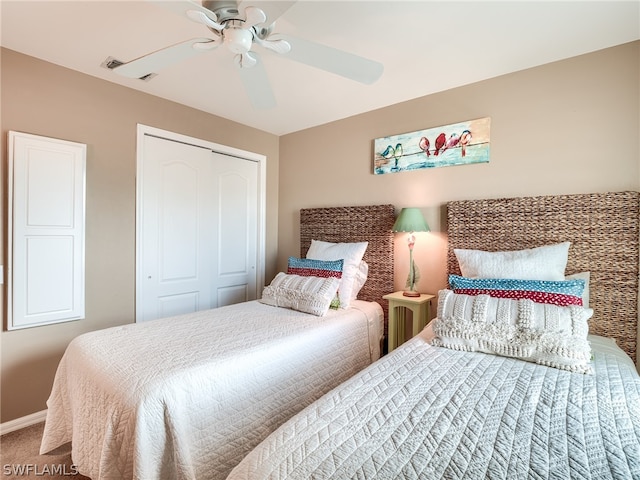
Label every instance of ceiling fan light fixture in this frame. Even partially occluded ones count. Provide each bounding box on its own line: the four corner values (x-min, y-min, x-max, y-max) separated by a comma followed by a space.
224, 23, 253, 54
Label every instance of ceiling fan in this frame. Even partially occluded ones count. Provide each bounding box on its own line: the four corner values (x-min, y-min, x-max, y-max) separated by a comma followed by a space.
107, 0, 384, 109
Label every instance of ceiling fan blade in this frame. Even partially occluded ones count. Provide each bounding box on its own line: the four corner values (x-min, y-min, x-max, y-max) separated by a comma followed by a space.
238, 1, 296, 26
147, 0, 218, 22
112, 37, 216, 78
236, 52, 276, 109
147, 0, 223, 26
273, 35, 384, 85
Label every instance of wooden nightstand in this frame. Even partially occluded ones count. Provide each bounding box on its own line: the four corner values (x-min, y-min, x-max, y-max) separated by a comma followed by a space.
383, 291, 436, 352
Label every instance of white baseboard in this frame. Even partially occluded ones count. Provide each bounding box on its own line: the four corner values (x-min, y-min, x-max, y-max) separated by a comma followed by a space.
0, 410, 47, 436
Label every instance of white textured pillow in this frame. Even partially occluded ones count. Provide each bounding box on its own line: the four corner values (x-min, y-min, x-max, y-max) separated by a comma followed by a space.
260, 272, 340, 316
431, 289, 594, 373
454, 242, 570, 281
306, 240, 368, 309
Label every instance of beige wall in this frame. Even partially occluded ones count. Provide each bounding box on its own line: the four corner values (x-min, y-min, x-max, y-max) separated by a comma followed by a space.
0, 48, 280, 423
278, 41, 640, 300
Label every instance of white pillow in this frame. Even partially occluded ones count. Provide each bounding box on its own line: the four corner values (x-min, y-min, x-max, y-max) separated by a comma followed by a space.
454, 242, 570, 281
350, 261, 369, 300
306, 240, 368, 308
566, 271, 590, 308
431, 289, 594, 373
260, 272, 340, 316
588, 334, 637, 371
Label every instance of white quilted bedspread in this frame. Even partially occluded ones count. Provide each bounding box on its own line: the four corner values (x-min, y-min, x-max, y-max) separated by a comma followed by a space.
229, 328, 640, 480
40, 300, 382, 480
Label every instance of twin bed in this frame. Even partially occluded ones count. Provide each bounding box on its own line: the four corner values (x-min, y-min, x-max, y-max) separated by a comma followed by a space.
228, 191, 640, 480
40, 205, 395, 479
42, 192, 640, 479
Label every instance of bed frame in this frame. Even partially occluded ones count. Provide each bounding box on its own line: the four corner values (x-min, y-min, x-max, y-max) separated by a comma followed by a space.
300, 204, 395, 337
447, 191, 639, 364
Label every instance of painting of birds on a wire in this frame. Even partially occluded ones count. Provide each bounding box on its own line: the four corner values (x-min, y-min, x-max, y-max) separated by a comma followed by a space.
373, 117, 490, 174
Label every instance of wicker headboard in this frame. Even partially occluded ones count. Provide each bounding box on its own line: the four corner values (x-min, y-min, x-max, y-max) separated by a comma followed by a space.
300, 205, 395, 337
446, 191, 639, 364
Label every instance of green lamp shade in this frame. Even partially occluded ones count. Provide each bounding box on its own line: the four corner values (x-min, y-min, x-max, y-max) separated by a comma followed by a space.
392, 208, 430, 233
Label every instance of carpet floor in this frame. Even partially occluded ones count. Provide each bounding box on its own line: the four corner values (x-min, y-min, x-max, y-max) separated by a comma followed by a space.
1, 422, 90, 479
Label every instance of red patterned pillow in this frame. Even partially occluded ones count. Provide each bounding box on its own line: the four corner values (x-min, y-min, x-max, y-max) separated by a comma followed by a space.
448, 274, 585, 307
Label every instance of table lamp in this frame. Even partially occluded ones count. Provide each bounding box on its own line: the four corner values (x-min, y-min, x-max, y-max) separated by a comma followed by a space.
392, 208, 430, 297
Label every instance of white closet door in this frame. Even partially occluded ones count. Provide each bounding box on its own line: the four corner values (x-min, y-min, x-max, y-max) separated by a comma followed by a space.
8, 131, 86, 329
138, 132, 260, 322
139, 135, 215, 322
212, 152, 258, 306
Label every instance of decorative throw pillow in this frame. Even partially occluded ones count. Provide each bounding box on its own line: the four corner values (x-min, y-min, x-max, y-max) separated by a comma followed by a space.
448, 274, 585, 306
431, 289, 594, 373
306, 240, 368, 309
454, 242, 570, 281
287, 257, 343, 279
260, 272, 340, 317
566, 271, 590, 308
287, 257, 343, 308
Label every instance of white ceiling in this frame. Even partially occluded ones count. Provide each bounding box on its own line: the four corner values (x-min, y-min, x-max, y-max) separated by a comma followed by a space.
2, 1, 639, 136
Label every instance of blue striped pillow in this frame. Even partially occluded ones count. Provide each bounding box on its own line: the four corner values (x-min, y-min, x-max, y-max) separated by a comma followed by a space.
448, 274, 585, 306
288, 257, 343, 308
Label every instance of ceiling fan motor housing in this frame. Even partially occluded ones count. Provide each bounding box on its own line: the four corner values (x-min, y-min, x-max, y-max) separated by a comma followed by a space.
202, 0, 239, 22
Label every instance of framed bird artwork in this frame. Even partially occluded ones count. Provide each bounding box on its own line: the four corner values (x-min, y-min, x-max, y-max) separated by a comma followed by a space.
373, 117, 490, 174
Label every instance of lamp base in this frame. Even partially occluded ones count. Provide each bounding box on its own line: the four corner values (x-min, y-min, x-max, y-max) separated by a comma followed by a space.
402, 291, 421, 297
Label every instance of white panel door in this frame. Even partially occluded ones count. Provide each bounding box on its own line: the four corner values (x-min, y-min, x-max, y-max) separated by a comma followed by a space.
139, 135, 215, 322
9, 131, 86, 329
212, 152, 258, 306
138, 132, 260, 322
